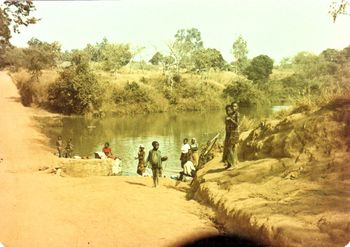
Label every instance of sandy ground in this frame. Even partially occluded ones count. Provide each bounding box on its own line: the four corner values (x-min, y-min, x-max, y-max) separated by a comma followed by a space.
0, 71, 218, 247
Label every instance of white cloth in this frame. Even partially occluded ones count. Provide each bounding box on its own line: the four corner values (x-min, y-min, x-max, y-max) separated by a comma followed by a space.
95, 151, 107, 159
183, 160, 195, 176
112, 158, 122, 175
181, 143, 191, 154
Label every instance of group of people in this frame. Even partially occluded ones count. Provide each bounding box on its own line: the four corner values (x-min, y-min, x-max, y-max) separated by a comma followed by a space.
178, 138, 199, 180
56, 136, 74, 158
55, 102, 240, 187
134, 138, 199, 187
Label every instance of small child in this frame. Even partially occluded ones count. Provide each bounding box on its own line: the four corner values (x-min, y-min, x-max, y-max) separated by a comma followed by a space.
136, 144, 146, 176
146, 141, 168, 187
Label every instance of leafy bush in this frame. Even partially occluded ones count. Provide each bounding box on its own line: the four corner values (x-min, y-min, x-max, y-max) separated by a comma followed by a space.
48, 52, 104, 114
223, 78, 267, 106
18, 78, 34, 106
112, 80, 169, 114
114, 81, 151, 104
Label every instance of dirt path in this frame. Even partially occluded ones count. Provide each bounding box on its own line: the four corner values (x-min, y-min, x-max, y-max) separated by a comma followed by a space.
0, 71, 218, 247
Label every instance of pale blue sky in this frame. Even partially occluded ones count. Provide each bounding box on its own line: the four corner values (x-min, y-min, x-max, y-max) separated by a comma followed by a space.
7, 0, 350, 63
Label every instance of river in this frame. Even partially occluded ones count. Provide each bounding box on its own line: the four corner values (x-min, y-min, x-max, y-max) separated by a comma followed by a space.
37, 106, 283, 176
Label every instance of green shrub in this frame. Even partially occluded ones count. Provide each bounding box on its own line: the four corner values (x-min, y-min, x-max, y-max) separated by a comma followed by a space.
48, 52, 104, 114
18, 79, 34, 106
223, 78, 267, 106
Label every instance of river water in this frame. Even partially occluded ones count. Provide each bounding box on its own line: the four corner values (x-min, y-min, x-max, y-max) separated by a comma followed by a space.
38, 106, 279, 176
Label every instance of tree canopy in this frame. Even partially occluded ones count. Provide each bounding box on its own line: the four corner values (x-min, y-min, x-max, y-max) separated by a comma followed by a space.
244, 55, 274, 83
169, 28, 204, 72
23, 38, 61, 76
192, 48, 225, 72
232, 35, 249, 74
0, 0, 38, 66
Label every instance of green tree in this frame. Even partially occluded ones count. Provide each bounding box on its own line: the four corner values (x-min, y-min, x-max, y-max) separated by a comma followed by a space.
232, 35, 249, 74
101, 43, 132, 72
169, 28, 204, 73
0, 0, 38, 66
22, 38, 61, 76
292, 52, 329, 79
320, 48, 345, 75
149, 52, 164, 65
192, 48, 225, 72
48, 51, 104, 114
84, 37, 108, 62
3, 47, 25, 69
244, 55, 274, 83
321, 48, 339, 63
223, 78, 266, 106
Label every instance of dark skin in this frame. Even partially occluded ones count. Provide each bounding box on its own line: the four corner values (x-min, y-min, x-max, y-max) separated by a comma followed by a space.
226, 104, 239, 127
153, 143, 159, 150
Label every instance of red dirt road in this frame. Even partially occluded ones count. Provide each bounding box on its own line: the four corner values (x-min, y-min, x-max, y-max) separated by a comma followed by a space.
0, 71, 218, 247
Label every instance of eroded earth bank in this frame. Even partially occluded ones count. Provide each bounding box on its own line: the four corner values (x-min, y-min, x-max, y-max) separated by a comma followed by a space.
191, 97, 350, 247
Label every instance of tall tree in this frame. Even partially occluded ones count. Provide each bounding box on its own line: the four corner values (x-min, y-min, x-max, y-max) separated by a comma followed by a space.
101, 43, 132, 72
169, 28, 204, 73
0, 0, 38, 66
23, 38, 61, 76
232, 35, 249, 74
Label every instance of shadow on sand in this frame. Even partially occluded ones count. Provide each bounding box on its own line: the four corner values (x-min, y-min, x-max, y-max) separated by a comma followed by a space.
124, 181, 148, 187
179, 234, 266, 247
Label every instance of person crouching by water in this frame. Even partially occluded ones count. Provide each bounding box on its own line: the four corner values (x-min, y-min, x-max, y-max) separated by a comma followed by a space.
180, 138, 191, 168
179, 160, 196, 181
190, 138, 199, 167
146, 141, 168, 187
223, 102, 239, 169
102, 142, 118, 160
56, 135, 63, 158
136, 144, 146, 176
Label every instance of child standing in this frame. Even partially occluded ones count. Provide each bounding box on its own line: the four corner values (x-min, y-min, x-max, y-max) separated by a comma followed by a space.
65, 138, 74, 158
146, 141, 167, 187
136, 144, 146, 176
56, 136, 63, 158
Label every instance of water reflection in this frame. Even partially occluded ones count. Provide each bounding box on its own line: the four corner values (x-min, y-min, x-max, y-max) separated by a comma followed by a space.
38, 106, 274, 176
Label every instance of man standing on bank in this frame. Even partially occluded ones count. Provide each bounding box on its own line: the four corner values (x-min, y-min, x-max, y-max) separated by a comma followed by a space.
146, 141, 168, 187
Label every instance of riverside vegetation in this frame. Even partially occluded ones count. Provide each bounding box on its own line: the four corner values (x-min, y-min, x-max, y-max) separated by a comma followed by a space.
0, 1, 349, 117
1, 30, 349, 116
